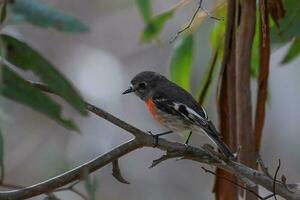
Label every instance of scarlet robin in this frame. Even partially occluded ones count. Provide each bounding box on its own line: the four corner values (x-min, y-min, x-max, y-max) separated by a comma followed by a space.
123, 71, 233, 158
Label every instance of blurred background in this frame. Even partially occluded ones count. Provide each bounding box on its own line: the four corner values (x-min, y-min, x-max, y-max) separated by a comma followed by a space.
1, 0, 300, 199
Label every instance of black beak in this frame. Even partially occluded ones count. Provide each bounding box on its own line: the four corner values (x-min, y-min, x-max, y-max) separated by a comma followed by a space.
122, 87, 134, 95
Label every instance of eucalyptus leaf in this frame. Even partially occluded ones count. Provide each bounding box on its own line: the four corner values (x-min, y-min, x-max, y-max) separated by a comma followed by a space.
84, 173, 98, 200
281, 37, 300, 64
140, 10, 174, 43
270, 0, 300, 44
135, 0, 151, 22
9, 0, 89, 32
2, 66, 79, 131
197, 49, 219, 105
0, 2, 7, 23
169, 34, 193, 91
0, 34, 87, 115
209, 4, 226, 52
250, 14, 260, 78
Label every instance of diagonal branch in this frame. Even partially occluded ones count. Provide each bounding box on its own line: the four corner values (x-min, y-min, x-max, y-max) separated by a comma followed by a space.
0, 83, 299, 200
0, 139, 141, 200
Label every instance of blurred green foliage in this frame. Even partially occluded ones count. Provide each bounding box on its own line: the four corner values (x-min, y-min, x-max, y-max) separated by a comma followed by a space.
169, 34, 194, 91
135, 0, 151, 22
140, 10, 174, 43
1, 34, 87, 115
0, 0, 89, 132
84, 173, 98, 200
2, 66, 79, 131
281, 37, 300, 64
8, 0, 89, 32
270, 0, 300, 64
135, 0, 300, 101
137, 0, 300, 90
197, 49, 219, 104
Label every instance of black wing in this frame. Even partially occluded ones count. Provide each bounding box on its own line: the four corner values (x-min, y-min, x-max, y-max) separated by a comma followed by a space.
152, 81, 208, 125
152, 82, 234, 157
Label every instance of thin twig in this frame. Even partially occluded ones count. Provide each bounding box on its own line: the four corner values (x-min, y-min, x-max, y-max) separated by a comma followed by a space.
257, 155, 272, 178
201, 167, 265, 200
149, 150, 187, 168
273, 159, 281, 200
112, 159, 130, 184
281, 175, 298, 193
170, 1, 201, 43
170, 0, 223, 43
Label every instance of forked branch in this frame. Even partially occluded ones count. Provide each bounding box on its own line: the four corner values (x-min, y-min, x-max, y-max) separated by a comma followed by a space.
0, 83, 298, 200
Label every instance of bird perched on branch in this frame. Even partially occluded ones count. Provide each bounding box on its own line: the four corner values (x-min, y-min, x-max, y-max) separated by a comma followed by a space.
123, 71, 233, 158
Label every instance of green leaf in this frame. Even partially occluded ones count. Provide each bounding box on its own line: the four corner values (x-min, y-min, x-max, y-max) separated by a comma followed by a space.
140, 10, 174, 43
2, 66, 79, 131
84, 173, 98, 200
197, 49, 219, 105
169, 34, 193, 91
9, 0, 89, 32
0, 2, 7, 23
269, 0, 300, 63
209, 5, 226, 52
0, 34, 87, 115
281, 37, 300, 64
250, 14, 260, 78
135, 0, 151, 22
270, 0, 300, 44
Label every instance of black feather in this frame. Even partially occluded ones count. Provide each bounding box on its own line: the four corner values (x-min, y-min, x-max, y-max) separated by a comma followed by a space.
151, 77, 233, 158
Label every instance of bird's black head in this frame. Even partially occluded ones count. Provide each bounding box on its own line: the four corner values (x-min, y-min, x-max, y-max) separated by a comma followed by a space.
122, 71, 166, 100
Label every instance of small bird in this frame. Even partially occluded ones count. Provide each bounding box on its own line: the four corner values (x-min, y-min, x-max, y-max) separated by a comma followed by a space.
122, 71, 233, 158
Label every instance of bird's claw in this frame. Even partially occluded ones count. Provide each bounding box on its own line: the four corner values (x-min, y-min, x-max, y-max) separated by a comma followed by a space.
184, 143, 191, 152
147, 131, 159, 147
152, 135, 159, 147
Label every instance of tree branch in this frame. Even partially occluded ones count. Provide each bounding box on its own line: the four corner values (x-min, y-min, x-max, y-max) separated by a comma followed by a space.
0, 139, 141, 200
0, 83, 299, 200
112, 159, 130, 184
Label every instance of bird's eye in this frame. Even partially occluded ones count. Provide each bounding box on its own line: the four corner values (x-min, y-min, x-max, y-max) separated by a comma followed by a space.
139, 82, 147, 89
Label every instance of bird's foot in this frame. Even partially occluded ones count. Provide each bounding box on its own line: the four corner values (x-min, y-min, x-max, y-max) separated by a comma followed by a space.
183, 131, 192, 151
146, 130, 173, 147
184, 143, 191, 152
232, 145, 242, 161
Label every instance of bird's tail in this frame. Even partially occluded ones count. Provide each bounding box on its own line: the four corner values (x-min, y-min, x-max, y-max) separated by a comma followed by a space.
203, 121, 234, 158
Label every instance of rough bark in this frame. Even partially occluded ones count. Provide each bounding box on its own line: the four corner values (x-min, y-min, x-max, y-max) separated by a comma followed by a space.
214, 0, 238, 199
235, 1, 257, 199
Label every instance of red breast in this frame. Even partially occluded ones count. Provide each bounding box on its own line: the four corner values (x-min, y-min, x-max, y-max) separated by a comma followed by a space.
145, 98, 160, 121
